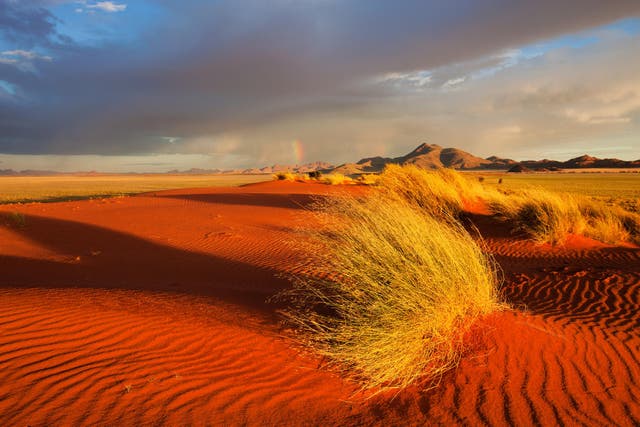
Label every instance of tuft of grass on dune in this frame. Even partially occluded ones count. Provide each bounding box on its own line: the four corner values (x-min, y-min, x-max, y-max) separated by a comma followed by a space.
356, 173, 380, 185
488, 190, 586, 244
321, 173, 352, 185
576, 197, 640, 245
488, 188, 640, 245
4, 211, 26, 228
373, 165, 640, 246
273, 172, 300, 181
280, 193, 503, 391
376, 164, 490, 220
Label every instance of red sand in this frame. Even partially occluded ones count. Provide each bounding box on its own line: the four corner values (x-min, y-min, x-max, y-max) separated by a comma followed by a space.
1, 181, 639, 425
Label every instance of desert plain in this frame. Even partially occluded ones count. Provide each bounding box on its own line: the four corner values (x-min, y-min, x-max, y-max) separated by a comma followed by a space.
0, 171, 639, 426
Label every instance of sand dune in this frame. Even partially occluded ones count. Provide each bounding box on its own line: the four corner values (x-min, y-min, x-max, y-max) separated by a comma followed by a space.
1, 181, 639, 425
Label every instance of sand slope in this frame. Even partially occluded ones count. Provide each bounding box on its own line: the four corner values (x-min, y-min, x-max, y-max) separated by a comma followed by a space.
1, 181, 639, 425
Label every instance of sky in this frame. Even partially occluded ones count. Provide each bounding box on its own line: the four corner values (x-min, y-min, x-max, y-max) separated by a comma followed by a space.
0, 1, 639, 172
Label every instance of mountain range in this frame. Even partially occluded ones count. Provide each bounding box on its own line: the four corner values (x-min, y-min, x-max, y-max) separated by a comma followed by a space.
330, 143, 640, 174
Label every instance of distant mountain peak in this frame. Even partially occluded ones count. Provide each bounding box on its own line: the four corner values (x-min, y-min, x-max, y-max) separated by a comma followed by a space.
570, 154, 598, 163
405, 142, 442, 157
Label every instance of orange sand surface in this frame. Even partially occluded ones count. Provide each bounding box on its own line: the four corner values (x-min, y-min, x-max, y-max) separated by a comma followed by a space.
1, 181, 639, 425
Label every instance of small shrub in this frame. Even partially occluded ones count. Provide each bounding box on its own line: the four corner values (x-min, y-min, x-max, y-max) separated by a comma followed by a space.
321, 173, 351, 185
308, 171, 323, 179
356, 174, 380, 185
273, 172, 298, 181
280, 193, 503, 391
8, 212, 26, 228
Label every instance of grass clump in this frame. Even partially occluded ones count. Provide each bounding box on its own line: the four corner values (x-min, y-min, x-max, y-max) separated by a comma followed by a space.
321, 173, 352, 185
377, 164, 488, 219
273, 172, 299, 181
489, 188, 640, 245
7, 212, 26, 228
578, 199, 640, 244
489, 190, 585, 244
376, 165, 640, 245
281, 194, 503, 391
356, 173, 380, 185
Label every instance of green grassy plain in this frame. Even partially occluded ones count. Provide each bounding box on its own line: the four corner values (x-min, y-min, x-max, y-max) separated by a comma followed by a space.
0, 174, 271, 204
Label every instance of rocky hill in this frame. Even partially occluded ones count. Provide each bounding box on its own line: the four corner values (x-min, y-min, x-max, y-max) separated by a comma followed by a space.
332, 143, 513, 173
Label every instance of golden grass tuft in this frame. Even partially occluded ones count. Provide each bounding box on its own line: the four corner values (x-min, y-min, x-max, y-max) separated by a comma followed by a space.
377, 164, 488, 219
488, 188, 640, 245
273, 172, 299, 181
356, 173, 380, 185
321, 173, 352, 185
281, 193, 503, 391
374, 165, 640, 245
488, 190, 585, 244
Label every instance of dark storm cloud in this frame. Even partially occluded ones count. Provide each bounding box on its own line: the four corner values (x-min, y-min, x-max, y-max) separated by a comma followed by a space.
0, 0, 75, 48
0, 1, 56, 47
1, 0, 639, 155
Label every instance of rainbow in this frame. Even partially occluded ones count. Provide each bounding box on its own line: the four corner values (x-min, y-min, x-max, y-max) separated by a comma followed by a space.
292, 139, 304, 164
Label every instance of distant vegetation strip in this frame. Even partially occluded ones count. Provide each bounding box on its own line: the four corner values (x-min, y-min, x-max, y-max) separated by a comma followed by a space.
0, 174, 271, 204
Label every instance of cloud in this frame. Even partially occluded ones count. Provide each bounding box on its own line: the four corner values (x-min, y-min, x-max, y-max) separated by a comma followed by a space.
0, 0, 62, 48
2, 49, 51, 60
0, 0, 639, 168
84, 2, 127, 13
562, 84, 640, 125
0, 49, 52, 72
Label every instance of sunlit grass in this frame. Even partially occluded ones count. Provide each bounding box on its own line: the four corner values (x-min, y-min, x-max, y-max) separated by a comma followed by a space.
273, 172, 300, 181
488, 190, 640, 245
321, 173, 352, 185
280, 193, 504, 391
376, 166, 640, 245
377, 164, 491, 219
0, 174, 270, 204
